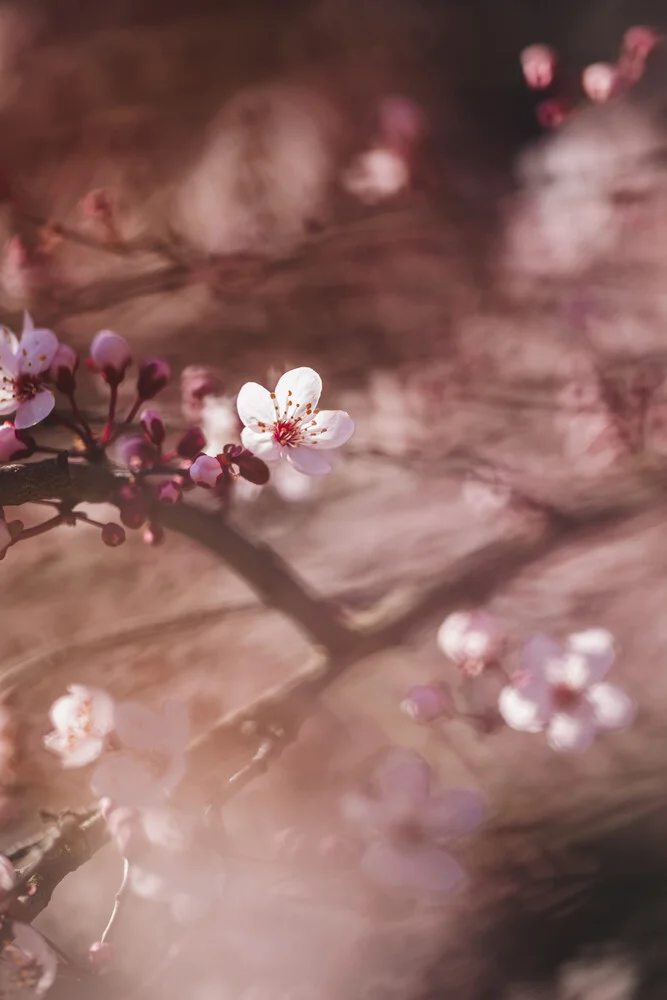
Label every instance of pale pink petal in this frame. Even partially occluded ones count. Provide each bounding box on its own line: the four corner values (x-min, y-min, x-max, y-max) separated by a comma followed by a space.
58, 735, 106, 768
341, 791, 393, 837
274, 367, 322, 420
114, 701, 164, 752
546, 708, 596, 753
585, 683, 636, 731
10, 923, 57, 995
376, 749, 431, 816
241, 426, 281, 461
14, 389, 55, 429
361, 841, 466, 895
521, 633, 565, 682
498, 678, 550, 733
0, 328, 18, 357
304, 409, 355, 449
16, 327, 58, 375
420, 789, 486, 841
564, 629, 615, 686
92, 752, 166, 807
286, 446, 332, 475
236, 381, 276, 430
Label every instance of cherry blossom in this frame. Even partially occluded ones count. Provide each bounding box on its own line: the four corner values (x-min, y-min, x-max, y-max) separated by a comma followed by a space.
0, 921, 57, 996
91, 700, 189, 808
90, 331, 131, 385
520, 44, 558, 89
44, 685, 115, 768
190, 453, 223, 488
137, 358, 171, 401
498, 630, 636, 753
437, 611, 505, 676
140, 409, 165, 447
237, 367, 354, 475
582, 62, 619, 102
0, 314, 59, 429
341, 148, 410, 205
0, 422, 35, 463
401, 684, 455, 725
342, 749, 485, 895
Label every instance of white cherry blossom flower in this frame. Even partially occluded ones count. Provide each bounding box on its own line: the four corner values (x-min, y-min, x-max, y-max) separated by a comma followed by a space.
499, 629, 636, 753
237, 367, 354, 475
342, 749, 485, 896
92, 700, 189, 807
0, 922, 57, 996
43, 685, 115, 768
437, 610, 505, 676
0, 313, 59, 429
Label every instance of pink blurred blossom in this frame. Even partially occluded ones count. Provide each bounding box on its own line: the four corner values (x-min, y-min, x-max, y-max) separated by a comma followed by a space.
582, 62, 619, 102
520, 44, 558, 89
43, 685, 115, 768
0, 922, 57, 996
437, 611, 505, 676
89, 331, 131, 386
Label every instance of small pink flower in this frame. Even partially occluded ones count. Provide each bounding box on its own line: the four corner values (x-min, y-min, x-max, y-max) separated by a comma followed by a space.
90, 331, 131, 386
237, 367, 354, 475
342, 749, 485, 896
91, 700, 189, 808
116, 434, 158, 472
158, 481, 181, 505
499, 630, 636, 752
520, 44, 558, 89
437, 611, 505, 675
0, 314, 59, 429
49, 343, 78, 394
44, 685, 115, 768
0, 422, 35, 462
136, 358, 171, 401
0, 922, 57, 996
401, 684, 455, 725
582, 62, 619, 102
190, 453, 223, 488
140, 409, 165, 447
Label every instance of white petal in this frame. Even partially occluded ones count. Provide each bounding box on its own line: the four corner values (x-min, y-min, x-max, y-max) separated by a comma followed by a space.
585, 683, 636, 731
0, 328, 18, 357
0, 397, 17, 415
421, 789, 487, 841
302, 409, 355, 449
236, 381, 275, 430
241, 426, 281, 461
274, 367, 322, 420
361, 840, 466, 895
521, 633, 566, 683
17, 327, 58, 375
14, 389, 55, 429
546, 709, 596, 753
498, 680, 550, 733
59, 735, 106, 768
114, 701, 163, 752
286, 446, 332, 475
565, 629, 615, 685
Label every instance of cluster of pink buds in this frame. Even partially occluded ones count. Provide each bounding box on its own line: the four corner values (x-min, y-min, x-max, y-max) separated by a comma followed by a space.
520, 26, 660, 130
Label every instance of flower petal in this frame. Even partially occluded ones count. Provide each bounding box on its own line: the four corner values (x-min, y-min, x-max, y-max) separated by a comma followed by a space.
303, 409, 355, 449
546, 708, 596, 753
114, 701, 163, 753
421, 789, 487, 841
521, 633, 566, 683
564, 629, 615, 686
14, 389, 55, 429
0, 328, 18, 357
0, 398, 17, 416
241, 426, 281, 461
375, 748, 431, 817
17, 327, 59, 375
236, 381, 276, 430
361, 840, 466, 895
59, 735, 106, 768
585, 682, 636, 731
498, 677, 550, 733
341, 791, 391, 838
274, 367, 322, 420
286, 446, 332, 475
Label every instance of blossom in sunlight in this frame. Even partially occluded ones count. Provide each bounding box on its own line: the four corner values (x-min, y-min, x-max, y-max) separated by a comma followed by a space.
44, 685, 115, 768
237, 367, 354, 475
499, 629, 636, 752
0, 921, 57, 996
341, 148, 409, 205
91, 700, 189, 807
437, 611, 505, 676
89, 331, 131, 386
0, 314, 59, 429
342, 749, 485, 896
520, 44, 558, 89
0, 422, 35, 463
582, 63, 619, 103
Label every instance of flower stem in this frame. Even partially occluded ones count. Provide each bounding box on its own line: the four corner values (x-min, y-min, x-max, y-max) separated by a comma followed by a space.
101, 384, 118, 445
15, 514, 64, 540
100, 857, 130, 944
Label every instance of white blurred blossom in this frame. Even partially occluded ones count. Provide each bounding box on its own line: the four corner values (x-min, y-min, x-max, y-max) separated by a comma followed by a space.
44, 685, 115, 768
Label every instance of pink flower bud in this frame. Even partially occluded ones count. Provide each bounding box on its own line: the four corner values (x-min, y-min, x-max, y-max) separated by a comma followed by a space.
140, 409, 165, 447
176, 427, 207, 460
378, 96, 426, 150
49, 343, 78, 394
438, 610, 505, 676
190, 454, 222, 488
158, 481, 181, 505
137, 358, 171, 401
536, 99, 568, 129
88, 941, 114, 970
90, 331, 131, 386
143, 522, 165, 546
101, 523, 126, 547
180, 365, 224, 423
623, 25, 658, 60
117, 435, 158, 472
0, 422, 35, 462
400, 683, 456, 724
520, 44, 558, 89
582, 62, 618, 102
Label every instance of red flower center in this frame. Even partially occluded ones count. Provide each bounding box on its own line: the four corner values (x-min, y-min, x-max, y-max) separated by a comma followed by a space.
552, 684, 581, 711
273, 419, 302, 447
14, 373, 41, 402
